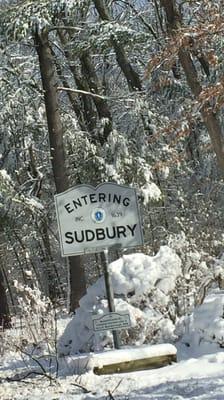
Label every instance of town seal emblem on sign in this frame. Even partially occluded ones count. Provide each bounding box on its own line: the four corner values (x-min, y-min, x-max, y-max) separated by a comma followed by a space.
92, 208, 106, 223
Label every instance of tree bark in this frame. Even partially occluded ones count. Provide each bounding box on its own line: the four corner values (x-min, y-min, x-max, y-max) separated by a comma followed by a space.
34, 28, 86, 311
161, 0, 224, 173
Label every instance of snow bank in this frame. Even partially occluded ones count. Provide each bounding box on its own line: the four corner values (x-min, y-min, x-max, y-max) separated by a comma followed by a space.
58, 246, 181, 355
176, 289, 224, 356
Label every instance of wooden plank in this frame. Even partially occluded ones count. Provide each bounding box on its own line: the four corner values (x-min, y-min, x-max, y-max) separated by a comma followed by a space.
94, 353, 177, 375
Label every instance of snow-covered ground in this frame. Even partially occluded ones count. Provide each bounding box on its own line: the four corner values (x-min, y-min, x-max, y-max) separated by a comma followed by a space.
1, 248, 224, 399
1, 345, 224, 399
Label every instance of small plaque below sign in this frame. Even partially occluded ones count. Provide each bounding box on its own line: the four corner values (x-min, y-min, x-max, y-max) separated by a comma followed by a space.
92, 312, 131, 332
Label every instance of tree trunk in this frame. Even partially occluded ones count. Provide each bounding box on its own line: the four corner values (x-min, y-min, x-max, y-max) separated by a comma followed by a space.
29, 144, 63, 301
79, 52, 113, 144
0, 266, 11, 329
34, 28, 86, 311
57, 29, 114, 145
40, 220, 64, 302
161, 0, 224, 173
57, 30, 98, 140
178, 49, 224, 171
35, 28, 68, 193
52, 49, 88, 135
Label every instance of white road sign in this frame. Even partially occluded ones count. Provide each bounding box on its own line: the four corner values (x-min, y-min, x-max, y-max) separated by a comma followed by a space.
54, 182, 143, 256
92, 312, 131, 332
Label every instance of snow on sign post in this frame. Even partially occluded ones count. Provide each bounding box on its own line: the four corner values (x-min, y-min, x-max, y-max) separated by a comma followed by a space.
54, 182, 143, 256
55, 182, 143, 349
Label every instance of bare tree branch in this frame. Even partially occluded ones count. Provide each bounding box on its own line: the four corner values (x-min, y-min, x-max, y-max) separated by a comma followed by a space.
57, 86, 106, 100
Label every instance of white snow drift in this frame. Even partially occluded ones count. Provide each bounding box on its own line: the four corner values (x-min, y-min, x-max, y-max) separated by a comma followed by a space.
58, 246, 182, 355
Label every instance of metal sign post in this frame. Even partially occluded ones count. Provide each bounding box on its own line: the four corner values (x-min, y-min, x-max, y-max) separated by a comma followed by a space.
101, 249, 120, 349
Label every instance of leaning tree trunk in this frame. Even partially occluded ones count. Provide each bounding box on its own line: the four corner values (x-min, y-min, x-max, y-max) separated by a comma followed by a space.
34, 27, 86, 311
160, 0, 224, 173
93, 0, 142, 91
93, 0, 155, 137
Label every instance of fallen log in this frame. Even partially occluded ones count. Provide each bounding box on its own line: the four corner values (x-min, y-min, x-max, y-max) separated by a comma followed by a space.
94, 352, 176, 375
93, 343, 177, 375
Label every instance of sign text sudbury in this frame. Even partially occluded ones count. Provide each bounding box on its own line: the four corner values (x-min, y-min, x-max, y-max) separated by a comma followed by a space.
54, 183, 143, 256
